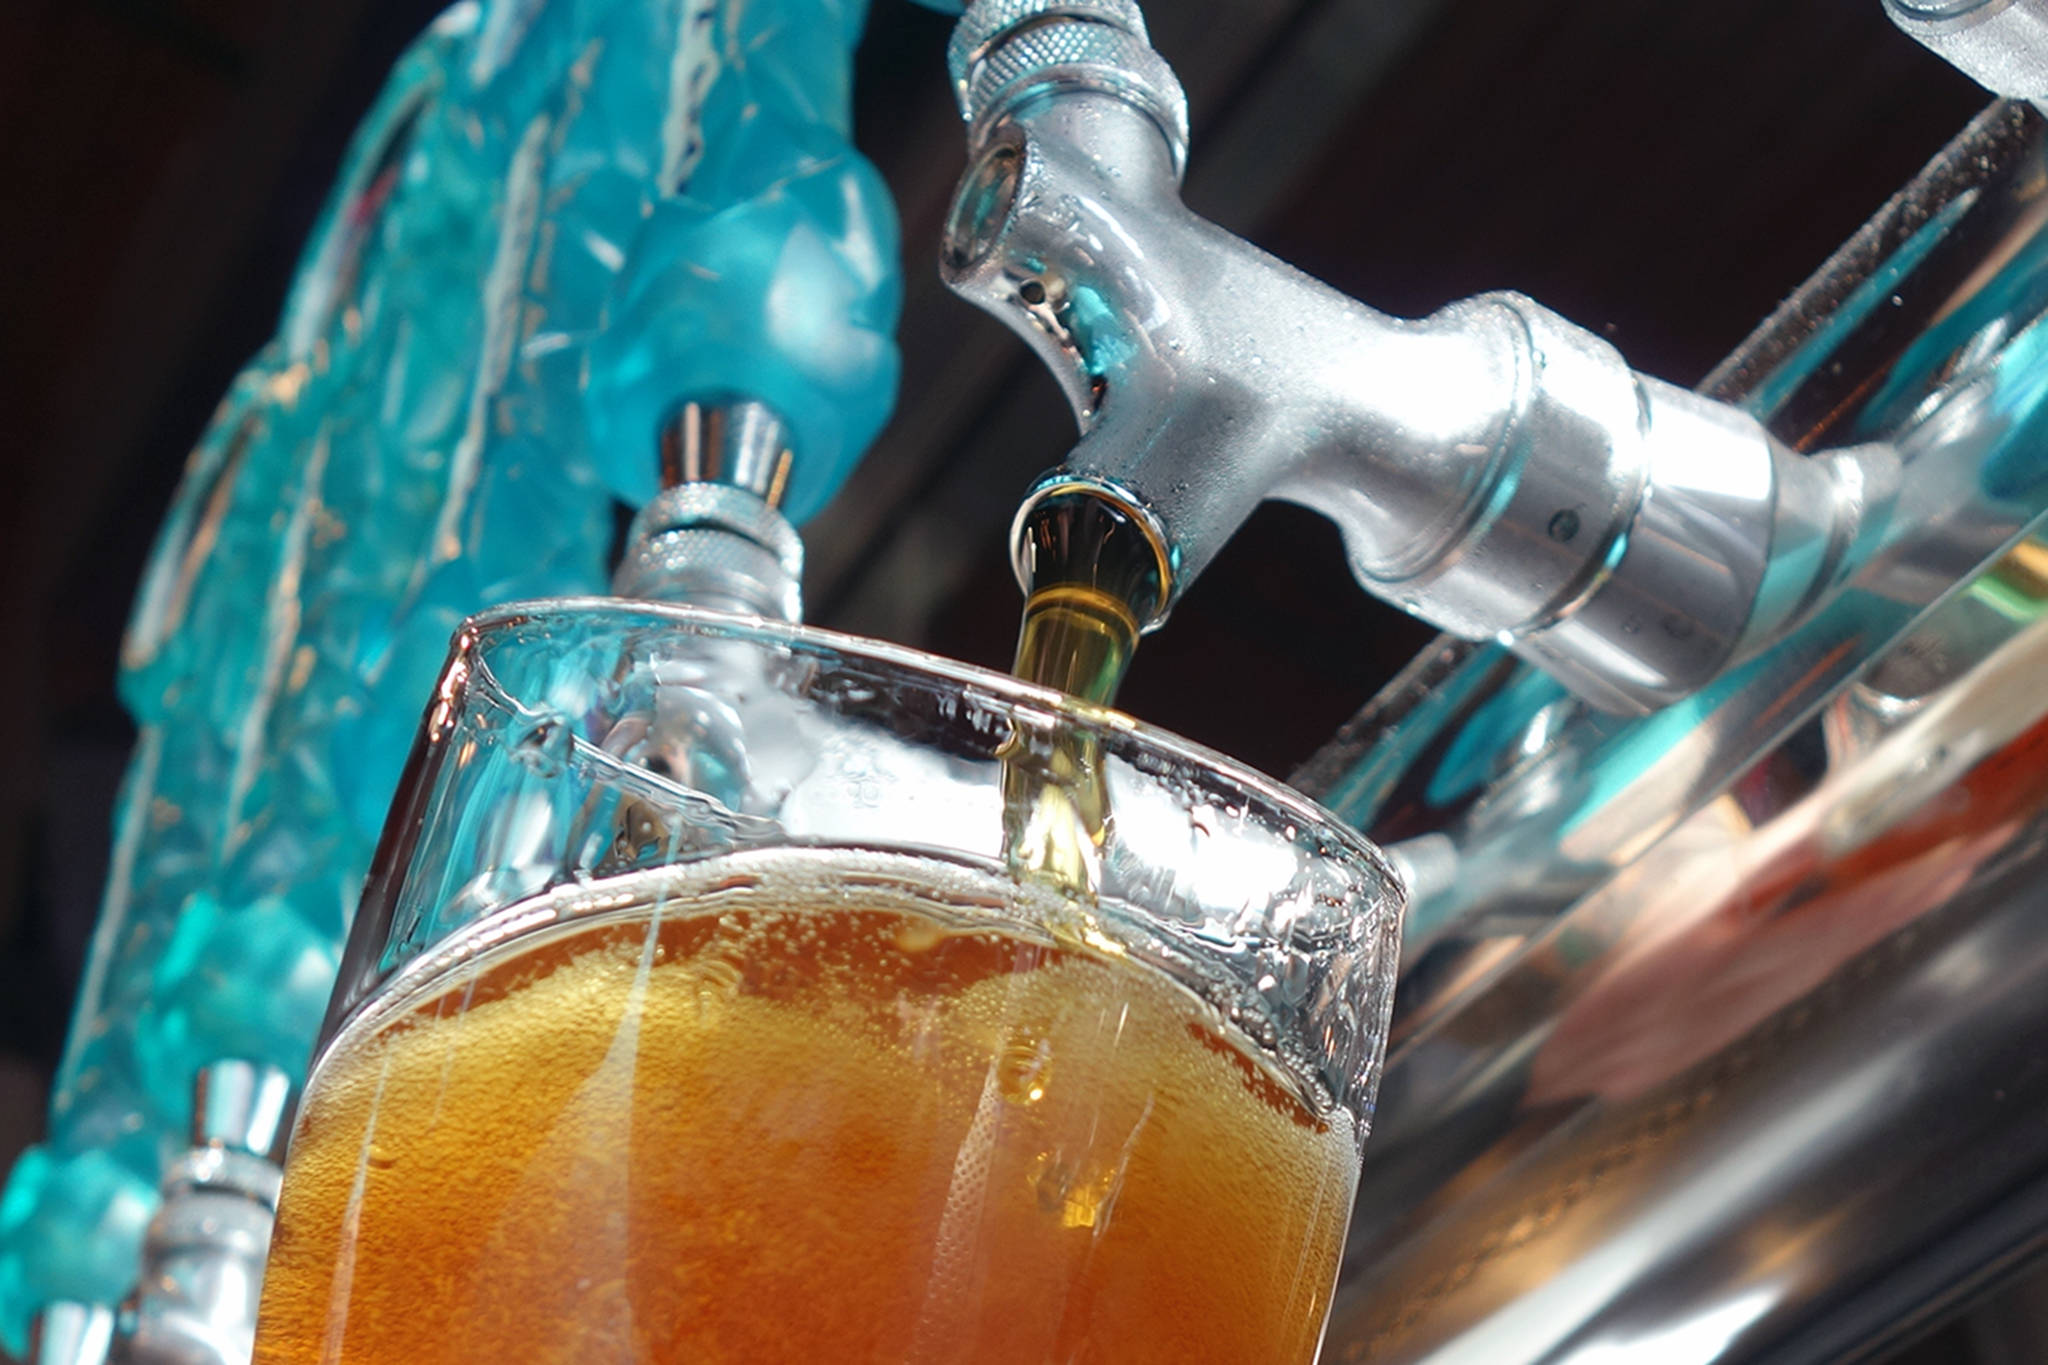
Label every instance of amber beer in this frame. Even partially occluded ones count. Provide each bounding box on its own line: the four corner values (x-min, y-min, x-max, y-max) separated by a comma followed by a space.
252, 853, 1359, 1364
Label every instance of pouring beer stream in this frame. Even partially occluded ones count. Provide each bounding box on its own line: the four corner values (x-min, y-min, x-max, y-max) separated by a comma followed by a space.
1002, 486, 1168, 894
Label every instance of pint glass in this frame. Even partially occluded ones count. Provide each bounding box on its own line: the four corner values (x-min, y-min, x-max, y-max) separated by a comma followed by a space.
250, 602, 1405, 1364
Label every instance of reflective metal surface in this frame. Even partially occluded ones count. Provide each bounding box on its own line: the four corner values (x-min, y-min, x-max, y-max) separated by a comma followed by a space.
942, 0, 1884, 713
612, 483, 806, 621
29, 1303, 114, 1365
1887, 0, 2048, 100
655, 399, 795, 509
189, 1062, 291, 1165
613, 400, 806, 620
1325, 586, 2048, 1364
1301, 100, 2048, 1364
949, 0, 1189, 173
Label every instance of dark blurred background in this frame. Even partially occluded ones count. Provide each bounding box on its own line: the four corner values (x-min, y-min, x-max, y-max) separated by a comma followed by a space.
0, 0, 2031, 1358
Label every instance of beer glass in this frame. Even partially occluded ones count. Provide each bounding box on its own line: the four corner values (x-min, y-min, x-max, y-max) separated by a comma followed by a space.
250, 601, 1405, 1365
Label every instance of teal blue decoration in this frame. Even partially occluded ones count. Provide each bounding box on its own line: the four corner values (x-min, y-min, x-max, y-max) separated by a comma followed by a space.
0, 0, 901, 1348
579, 0, 902, 523
0, 1149, 157, 1336
129, 895, 340, 1125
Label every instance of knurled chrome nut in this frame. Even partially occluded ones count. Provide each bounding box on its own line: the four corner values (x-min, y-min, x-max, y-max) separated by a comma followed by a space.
948, 0, 1150, 88
615, 484, 804, 621
161, 1146, 285, 1211
1885, 0, 2048, 98
951, 7, 1189, 173
627, 484, 803, 579
615, 527, 803, 622
146, 1186, 277, 1261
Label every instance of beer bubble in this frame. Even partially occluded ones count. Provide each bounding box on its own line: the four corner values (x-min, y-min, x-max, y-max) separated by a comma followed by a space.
893, 917, 948, 955
996, 1032, 1054, 1105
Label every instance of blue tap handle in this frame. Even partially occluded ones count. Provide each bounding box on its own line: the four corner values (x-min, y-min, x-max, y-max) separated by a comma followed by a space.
567, 0, 903, 524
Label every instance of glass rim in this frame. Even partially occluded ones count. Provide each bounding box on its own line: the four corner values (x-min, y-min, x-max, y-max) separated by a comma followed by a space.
459, 596, 1406, 897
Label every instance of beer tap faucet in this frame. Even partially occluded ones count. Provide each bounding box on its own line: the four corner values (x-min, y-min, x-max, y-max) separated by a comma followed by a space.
119, 1061, 292, 1365
27, 1062, 294, 1365
941, 0, 1894, 714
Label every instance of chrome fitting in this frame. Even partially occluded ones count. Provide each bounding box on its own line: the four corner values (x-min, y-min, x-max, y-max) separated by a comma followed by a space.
29, 1303, 115, 1365
614, 400, 805, 621
1885, 0, 2048, 100
191, 1057, 293, 1162
656, 398, 793, 505
615, 483, 804, 621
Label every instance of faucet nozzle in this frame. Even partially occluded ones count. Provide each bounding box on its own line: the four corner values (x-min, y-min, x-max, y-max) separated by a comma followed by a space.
1011, 479, 1170, 706
1012, 478, 1172, 626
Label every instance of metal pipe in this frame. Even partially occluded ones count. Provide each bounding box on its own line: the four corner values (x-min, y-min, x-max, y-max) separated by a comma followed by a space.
1325, 601, 2048, 1364
28, 1304, 114, 1365
1886, 0, 2048, 103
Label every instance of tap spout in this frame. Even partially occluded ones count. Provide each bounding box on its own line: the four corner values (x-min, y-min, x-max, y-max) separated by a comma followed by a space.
942, 0, 1882, 713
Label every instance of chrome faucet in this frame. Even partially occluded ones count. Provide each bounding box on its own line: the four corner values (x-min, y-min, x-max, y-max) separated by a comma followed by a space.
941, 0, 1888, 714
944, 6, 2048, 1359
